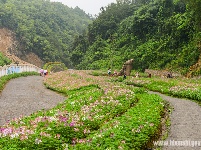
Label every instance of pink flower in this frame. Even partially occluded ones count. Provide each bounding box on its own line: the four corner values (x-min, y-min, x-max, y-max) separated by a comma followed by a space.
149, 123, 154, 127
1, 128, 13, 136
78, 139, 85, 143
83, 128, 90, 134
69, 121, 75, 127
74, 128, 79, 132
40, 132, 51, 137
20, 135, 28, 140
72, 138, 77, 144
59, 116, 68, 122
54, 134, 60, 139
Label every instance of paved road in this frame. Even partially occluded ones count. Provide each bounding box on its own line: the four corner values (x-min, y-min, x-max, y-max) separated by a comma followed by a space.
0, 76, 66, 126
150, 92, 201, 150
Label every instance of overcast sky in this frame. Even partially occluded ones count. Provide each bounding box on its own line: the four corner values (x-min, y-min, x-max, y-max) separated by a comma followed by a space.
50, 0, 116, 16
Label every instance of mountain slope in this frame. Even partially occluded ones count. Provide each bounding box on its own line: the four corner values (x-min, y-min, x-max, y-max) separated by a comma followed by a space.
0, 0, 92, 67
69, 0, 200, 76
0, 28, 28, 65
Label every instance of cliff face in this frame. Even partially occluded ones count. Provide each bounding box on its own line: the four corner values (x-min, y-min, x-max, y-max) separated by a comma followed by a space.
0, 28, 13, 55
0, 28, 43, 67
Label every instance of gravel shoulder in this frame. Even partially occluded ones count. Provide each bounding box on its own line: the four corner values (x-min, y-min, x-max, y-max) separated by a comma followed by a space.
150, 91, 201, 150
0, 76, 66, 126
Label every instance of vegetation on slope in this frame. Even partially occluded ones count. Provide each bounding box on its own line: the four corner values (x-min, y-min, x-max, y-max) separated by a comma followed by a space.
70, 0, 201, 76
0, 52, 11, 66
0, 0, 92, 67
43, 62, 68, 73
0, 0, 200, 76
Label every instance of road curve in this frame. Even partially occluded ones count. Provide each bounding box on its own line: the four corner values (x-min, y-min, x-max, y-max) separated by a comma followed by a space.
0, 76, 66, 126
150, 91, 201, 150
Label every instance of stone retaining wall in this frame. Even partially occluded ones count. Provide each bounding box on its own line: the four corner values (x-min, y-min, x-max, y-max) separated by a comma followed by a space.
144, 69, 181, 78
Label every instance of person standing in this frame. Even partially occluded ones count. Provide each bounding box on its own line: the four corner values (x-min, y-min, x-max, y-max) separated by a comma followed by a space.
108, 68, 111, 76
40, 69, 44, 76
123, 73, 126, 79
44, 69, 48, 76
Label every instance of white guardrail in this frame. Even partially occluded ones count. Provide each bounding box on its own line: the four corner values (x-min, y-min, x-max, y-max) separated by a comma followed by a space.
0, 64, 41, 77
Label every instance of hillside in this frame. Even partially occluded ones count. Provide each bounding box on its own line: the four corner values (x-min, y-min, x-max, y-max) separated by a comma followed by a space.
0, 28, 43, 66
0, 28, 27, 65
0, 0, 200, 76
0, 0, 92, 67
69, 0, 201, 76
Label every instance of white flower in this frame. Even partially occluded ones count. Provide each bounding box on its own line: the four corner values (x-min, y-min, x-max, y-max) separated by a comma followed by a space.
47, 127, 52, 131
49, 116, 58, 122
70, 102, 75, 105
94, 115, 99, 119
20, 121, 25, 124
10, 133, 19, 139
35, 138, 42, 144
97, 134, 102, 138
62, 143, 68, 149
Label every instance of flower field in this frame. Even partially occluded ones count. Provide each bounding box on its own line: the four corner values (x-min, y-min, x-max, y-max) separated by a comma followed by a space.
0, 70, 166, 149
125, 76, 201, 102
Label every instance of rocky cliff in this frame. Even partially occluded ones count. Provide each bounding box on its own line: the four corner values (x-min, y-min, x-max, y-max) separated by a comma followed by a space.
0, 28, 43, 67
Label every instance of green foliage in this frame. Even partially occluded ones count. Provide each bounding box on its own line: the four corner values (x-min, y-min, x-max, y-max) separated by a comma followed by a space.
43, 62, 68, 73
0, 52, 11, 66
0, 0, 92, 67
68, 93, 164, 150
184, 0, 201, 31
70, 0, 200, 76
1, 0, 200, 76
126, 76, 201, 101
89, 70, 107, 76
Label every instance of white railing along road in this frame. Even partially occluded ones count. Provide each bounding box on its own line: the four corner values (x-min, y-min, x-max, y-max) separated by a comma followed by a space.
0, 64, 41, 77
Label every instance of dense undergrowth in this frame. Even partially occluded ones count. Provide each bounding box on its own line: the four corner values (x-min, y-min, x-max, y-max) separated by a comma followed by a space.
0, 70, 166, 149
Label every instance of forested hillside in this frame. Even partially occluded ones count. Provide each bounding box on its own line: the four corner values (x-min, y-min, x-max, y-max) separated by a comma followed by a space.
0, 0, 200, 76
0, 0, 92, 67
70, 0, 201, 76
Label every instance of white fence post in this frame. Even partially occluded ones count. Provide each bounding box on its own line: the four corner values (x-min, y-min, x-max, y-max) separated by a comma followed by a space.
0, 63, 40, 77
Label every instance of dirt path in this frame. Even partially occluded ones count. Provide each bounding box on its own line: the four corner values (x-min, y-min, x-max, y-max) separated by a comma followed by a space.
0, 76, 66, 126
150, 91, 201, 150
